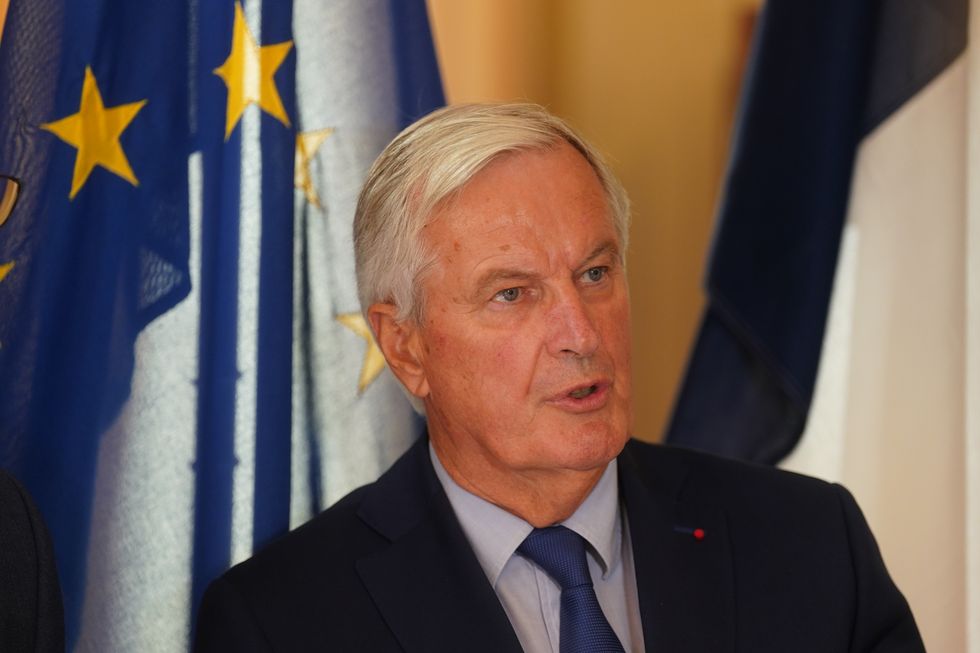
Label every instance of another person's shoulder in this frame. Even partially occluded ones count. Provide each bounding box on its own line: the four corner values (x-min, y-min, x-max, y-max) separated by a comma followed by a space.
0, 467, 34, 511
0, 468, 66, 653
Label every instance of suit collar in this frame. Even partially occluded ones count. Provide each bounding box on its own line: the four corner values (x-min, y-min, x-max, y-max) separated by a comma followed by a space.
355, 437, 736, 653
355, 436, 524, 653
619, 441, 736, 653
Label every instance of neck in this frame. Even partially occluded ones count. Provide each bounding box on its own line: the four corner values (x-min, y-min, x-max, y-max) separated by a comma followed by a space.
431, 436, 607, 528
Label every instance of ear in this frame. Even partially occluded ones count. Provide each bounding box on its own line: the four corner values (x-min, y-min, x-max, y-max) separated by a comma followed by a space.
367, 303, 430, 399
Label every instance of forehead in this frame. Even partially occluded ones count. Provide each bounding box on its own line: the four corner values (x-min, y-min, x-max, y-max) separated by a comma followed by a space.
424, 142, 617, 258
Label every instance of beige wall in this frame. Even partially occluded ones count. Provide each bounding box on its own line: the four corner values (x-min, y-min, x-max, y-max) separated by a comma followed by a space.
428, 0, 760, 441
0, 0, 9, 43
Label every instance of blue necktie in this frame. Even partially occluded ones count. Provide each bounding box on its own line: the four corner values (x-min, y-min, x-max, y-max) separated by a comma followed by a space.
518, 526, 626, 653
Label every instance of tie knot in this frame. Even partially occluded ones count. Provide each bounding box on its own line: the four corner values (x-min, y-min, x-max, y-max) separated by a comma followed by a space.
517, 526, 593, 590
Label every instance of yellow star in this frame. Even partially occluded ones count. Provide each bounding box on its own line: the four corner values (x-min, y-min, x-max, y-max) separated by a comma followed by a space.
41, 67, 147, 199
336, 312, 387, 393
295, 128, 334, 208
214, 1, 293, 140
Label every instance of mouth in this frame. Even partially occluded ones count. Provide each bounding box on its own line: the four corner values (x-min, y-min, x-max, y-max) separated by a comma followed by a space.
568, 384, 600, 399
546, 379, 612, 412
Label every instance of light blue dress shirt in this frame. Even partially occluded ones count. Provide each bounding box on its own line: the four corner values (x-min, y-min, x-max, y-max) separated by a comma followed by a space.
430, 445, 646, 653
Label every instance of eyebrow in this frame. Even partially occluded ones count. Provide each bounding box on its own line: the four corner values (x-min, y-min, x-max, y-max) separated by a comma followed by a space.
472, 268, 540, 299
471, 240, 621, 298
577, 241, 621, 270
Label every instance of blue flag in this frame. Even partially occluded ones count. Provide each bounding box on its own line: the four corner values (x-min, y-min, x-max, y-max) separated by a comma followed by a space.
0, 0, 191, 645
665, 0, 967, 463
0, 0, 441, 648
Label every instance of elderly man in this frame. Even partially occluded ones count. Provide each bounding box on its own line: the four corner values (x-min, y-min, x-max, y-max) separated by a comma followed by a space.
195, 104, 923, 652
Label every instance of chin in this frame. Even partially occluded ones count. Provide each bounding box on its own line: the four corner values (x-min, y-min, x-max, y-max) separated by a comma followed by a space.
545, 419, 629, 472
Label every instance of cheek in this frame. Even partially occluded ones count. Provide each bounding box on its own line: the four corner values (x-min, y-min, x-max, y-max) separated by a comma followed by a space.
483, 336, 533, 388
600, 298, 631, 352
457, 332, 539, 401
426, 326, 517, 388
600, 299, 632, 390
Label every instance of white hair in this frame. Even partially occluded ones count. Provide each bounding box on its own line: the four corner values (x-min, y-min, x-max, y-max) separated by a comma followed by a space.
353, 102, 631, 324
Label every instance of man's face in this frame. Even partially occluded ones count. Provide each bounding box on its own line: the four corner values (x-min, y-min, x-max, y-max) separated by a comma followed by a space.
410, 142, 632, 482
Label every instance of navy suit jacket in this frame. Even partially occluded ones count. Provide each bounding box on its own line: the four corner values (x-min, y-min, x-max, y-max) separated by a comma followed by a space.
194, 438, 924, 652
0, 469, 65, 653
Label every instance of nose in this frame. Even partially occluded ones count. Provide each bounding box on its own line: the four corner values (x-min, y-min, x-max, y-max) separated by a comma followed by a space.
545, 286, 600, 358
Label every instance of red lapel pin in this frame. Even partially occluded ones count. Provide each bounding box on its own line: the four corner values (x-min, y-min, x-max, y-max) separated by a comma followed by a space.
673, 525, 706, 541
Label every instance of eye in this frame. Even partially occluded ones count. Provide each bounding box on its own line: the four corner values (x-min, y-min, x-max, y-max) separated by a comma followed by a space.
493, 287, 522, 303
582, 266, 608, 283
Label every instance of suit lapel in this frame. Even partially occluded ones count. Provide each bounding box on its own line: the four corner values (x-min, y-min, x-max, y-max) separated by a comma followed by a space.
355, 438, 524, 653
620, 443, 736, 653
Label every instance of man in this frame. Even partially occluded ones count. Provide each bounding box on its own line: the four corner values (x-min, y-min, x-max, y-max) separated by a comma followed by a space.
195, 104, 923, 652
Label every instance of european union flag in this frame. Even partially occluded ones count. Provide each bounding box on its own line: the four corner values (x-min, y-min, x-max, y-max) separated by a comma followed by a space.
0, 0, 441, 648
0, 0, 191, 646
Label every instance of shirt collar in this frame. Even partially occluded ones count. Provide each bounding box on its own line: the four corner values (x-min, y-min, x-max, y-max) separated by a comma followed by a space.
429, 443, 622, 586
562, 456, 621, 578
